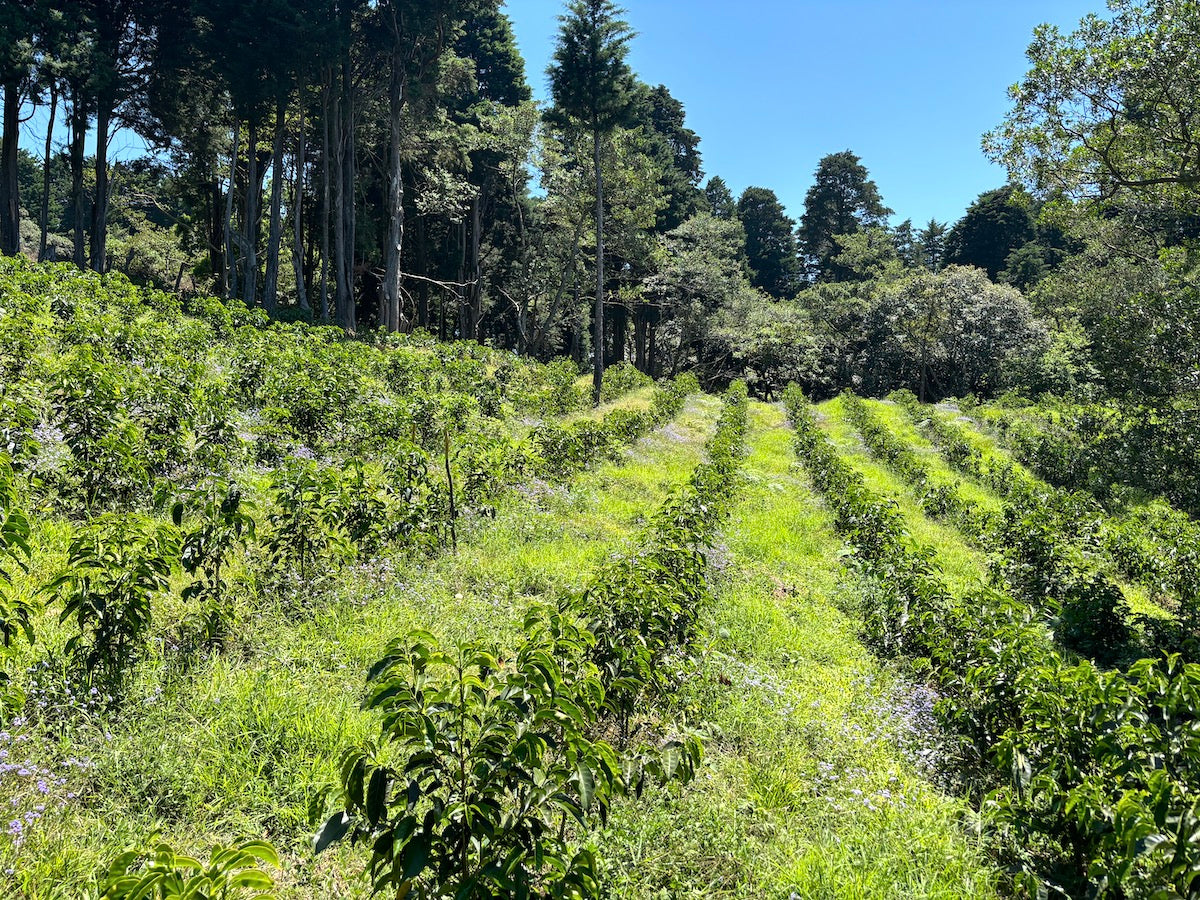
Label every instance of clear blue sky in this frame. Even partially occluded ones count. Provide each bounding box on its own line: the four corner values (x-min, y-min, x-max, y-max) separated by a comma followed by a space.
505, 0, 1101, 228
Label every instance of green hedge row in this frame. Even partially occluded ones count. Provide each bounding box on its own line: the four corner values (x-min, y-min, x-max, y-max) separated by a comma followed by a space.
785, 383, 1200, 898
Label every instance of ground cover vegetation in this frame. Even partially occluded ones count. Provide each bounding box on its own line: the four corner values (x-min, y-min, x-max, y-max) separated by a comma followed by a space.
3, 0, 1200, 896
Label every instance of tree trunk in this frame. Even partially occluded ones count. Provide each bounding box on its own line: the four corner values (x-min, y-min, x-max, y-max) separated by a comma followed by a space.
634, 306, 647, 373
292, 88, 310, 314
241, 119, 260, 306
592, 127, 605, 406
0, 78, 22, 256
469, 193, 483, 341
68, 86, 87, 268
457, 218, 468, 338
382, 50, 405, 333
416, 213, 429, 327
209, 176, 223, 295
223, 121, 240, 300
263, 97, 287, 316
320, 76, 331, 322
90, 99, 112, 272
38, 82, 57, 262
333, 51, 355, 332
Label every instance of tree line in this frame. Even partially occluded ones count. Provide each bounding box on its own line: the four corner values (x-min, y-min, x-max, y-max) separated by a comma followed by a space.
1, 0, 1198, 404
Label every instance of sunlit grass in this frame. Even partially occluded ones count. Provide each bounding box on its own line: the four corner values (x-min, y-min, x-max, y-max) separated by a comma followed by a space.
817, 396, 991, 595
601, 401, 997, 898
2, 397, 723, 897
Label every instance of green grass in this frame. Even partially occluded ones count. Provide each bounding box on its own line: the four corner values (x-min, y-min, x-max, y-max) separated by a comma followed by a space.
927, 402, 1164, 621
2, 397, 724, 898
2, 393, 1006, 898
864, 399, 1001, 515
598, 401, 998, 898
816, 396, 991, 595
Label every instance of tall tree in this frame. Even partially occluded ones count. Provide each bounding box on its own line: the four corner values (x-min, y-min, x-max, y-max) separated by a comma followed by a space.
704, 175, 736, 220
376, 0, 483, 334
944, 185, 1035, 280
0, 0, 35, 256
916, 219, 948, 271
799, 150, 890, 282
736, 186, 799, 299
548, 0, 636, 404
634, 82, 704, 232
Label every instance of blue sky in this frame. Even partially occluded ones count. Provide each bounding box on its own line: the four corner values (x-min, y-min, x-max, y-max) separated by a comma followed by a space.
505, 0, 1101, 228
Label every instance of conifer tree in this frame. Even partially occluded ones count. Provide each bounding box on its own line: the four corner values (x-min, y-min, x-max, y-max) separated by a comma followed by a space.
548, 0, 636, 404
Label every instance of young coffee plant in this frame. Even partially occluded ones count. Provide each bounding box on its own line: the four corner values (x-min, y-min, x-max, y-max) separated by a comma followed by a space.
264, 461, 351, 584
97, 837, 279, 899
0, 459, 32, 648
316, 631, 620, 899
0, 459, 32, 720
47, 513, 179, 696
172, 479, 255, 654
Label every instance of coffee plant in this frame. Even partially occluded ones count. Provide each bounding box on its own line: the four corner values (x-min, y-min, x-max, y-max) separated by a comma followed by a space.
845, 392, 1132, 663
318, 384, 747, 897
172, 479, 255, 653
47, 513, 179, 695
0, 458, 32, 649
264, 461, 352, 584
785, 383, 1200, 896
97, 837, 279, 899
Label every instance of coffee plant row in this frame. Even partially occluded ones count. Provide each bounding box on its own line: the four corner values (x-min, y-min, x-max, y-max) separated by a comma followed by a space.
974, 397, 1200, 519
314, 384, 749, 899
785, 383, 1200, 897
0, 257, 700, 707
891, 392, 1200, 662
841, 392, 1131, 664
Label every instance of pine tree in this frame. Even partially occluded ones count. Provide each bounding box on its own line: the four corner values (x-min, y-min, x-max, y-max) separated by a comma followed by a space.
548, 0, 636, 404
799, 150, 890, 282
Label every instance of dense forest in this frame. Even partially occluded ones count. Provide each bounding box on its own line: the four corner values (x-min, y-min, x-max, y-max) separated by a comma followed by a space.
4, 0, 1200, 897
5, 0, 1195, 407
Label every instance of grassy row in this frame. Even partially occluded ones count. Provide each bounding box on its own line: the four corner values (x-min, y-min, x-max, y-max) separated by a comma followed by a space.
310, 384, 750, 897
2, 391, 727, 896
785, 383, 1200, 898
842, 391, 1134, 664
894, 391, 1200, 661
974, 397, 1200, 519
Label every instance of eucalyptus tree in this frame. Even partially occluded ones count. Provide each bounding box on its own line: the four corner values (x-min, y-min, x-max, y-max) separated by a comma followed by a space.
548, 0, 636, 404
0, 0, 36, 256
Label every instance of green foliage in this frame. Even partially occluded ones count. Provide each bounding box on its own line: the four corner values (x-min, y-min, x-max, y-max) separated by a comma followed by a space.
736, 187, 800, 299
0, 458, 32, 649
860, 266, 1046, 400
318, 383, 748, 898
96, 838, 279, 899
943, 186, 1035, 280
785, 384, 1200, 894
986, 0, 1200, 208
598, 361, 651, 403
547, 0, 636, 136
322, 633, 616, 898
48, 514, 179, 695
264, 461, 352, 585
799, 151, 891, 283
173, 479, 255, 653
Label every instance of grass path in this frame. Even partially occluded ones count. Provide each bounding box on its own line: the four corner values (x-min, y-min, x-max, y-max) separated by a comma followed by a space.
6, 396, 725, 899
920, 402, 1162, 619
816, 395, 991, 595
600, 401, 997, 898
